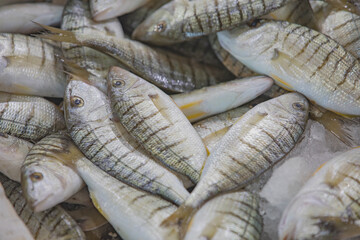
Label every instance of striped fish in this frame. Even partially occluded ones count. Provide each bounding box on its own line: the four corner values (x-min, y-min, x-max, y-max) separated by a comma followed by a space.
279, 147, 360, 240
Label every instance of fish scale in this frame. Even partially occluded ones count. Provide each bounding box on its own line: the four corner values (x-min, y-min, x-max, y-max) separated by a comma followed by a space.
0, 173, 85, 240
0, 92, 65, 142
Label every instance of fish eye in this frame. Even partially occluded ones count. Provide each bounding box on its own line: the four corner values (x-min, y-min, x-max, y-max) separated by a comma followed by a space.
154, 21, 167, 32
70, 96, 84, 107
292, 102, 305, 110
30, 172, 43, 182
247, 19, 261, 28
112, 79, 125, 88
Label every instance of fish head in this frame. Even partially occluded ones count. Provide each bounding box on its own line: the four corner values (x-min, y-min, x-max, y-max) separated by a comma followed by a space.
132, 1, 182, 45
217, 20, 286, 65
21, 161, 67, 212
272, 92, 309, 124
64, 78, 111, 126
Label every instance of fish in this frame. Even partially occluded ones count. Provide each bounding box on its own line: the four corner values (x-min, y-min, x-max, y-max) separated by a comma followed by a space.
0, 92, 66, 142
319, 9, 360, 59
61, 0, 124, 93
279, 147, 360, 240
0, 181, 34, 240
107, 66, 207, 183
0, 0, 62, 6
0, 33, 66, 98
193, 97, 268, 153
64, 78, 190, 205
38, 25, 232, 93
90, 0, 151, 21
0, 3, 63, 34
208, 34, 257, 78
76, 158, 179, 240
0, 173, 86, 240
131, 0, 292, 46
184, 191, 263, 240
0, 133, 33, 181
218, 20, 360, 116
326, 0, 360, 16
162, 93, 309, 235
172, 76, 273, 122
21, 132, 85, 212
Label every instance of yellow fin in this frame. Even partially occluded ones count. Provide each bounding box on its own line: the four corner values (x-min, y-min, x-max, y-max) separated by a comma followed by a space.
179, 100, 203, 110
270, 74, 294, 91
187, 112, 206, 121
89, 192, 109, 220
312, 162, 327, 176
332, 110, 358, 119
161, 205, 195, 239
205, 146, 210, 156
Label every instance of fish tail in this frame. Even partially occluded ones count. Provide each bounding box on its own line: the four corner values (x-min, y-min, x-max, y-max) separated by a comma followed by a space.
34, 23, 80, 45
161, 205, 195, 239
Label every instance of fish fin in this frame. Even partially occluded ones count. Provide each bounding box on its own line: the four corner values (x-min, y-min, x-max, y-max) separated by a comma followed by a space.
34, 23, 80, 45
161, 205, 195, 239
270, 74, 294, 91
178, 100, 203, 110
148, 93, 177, 124
186, 112, 207, 122
65, 206, 107, 231
311, 110, 357, 147
312, 162, 327, 176
316, 216, 360, 239
61, 59, 91, 82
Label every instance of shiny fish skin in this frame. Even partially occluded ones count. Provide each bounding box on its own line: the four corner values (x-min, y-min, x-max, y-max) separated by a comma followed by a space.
163, 93, 309, 232
76, 158, 178, 240
172, 76, 273, 123
0, 33, 66, 98
185, 191, 263, 240
65, 79, 190, 205
90, 0, 151, 21
208, 34, 256, 78
0, 182, 34, 240
218, 20, 360, 116
0, 92, 65, 142
279, 147, 360, 240
0, 3, 63, 34
0, 133, 33, 182
61, 0, 123, 93
319, 10, 360, 59
132, 0, 292, 45
108, 67, 207, 184
193, 97, 268, 153
39, 26, 232, 93
21, 132, 85, 212
0, 173, 86, 240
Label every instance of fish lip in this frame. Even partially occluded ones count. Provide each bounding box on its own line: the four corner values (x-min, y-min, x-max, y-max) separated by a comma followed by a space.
92, 7, 113, 21
30, 193, 55, 212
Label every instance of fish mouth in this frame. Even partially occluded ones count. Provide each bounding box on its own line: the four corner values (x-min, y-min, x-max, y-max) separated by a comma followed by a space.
30, 193, 55, 212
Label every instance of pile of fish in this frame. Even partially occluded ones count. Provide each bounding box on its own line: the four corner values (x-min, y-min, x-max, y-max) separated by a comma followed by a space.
0, 0, 359, 239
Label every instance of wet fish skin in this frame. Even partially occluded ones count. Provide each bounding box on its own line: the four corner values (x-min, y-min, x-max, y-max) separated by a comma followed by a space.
61, 0, 124, 93
108, 67, 207, 184
172, 76, 273, 122
218, 20, 360, 116
185, 191, 263, 240
279, 147, 360, 240
76, 158, 178, 240
0, 3, 63, 34
0, 173, 86, 240
132, 0, 292, 45
0, 133, 33, 182
163, 93, 309, 233
65, 79, 190, 205
90, 0, 151, 21
21, 132, 85, 212
0, 33, 66, 98
0, 181, 34, 240
0, 92, 66, 142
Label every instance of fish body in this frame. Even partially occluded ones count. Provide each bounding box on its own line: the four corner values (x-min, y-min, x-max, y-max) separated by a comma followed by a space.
0, 173, 86, 240
172, 76, 273, 122
108, 67, 207, 183
65, 79, 189, 205
279, 147, 360, 240
61, 0, 124, 93
218, 20, 360, 116
76, 158, 178, 240
0, 133, 33, 181
185, 191, 263, 240
163, 93, 308, 232
0, 3, 63, 34
21, 132, 85, 212
132, 0, 292, 45
90, 0, 151, 21
0, 33, 66, 97
0, 92, 65, 141
0, 181, 34, 240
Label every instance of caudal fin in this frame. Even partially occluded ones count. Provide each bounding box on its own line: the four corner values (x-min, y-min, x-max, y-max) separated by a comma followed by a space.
161, 205, 195, 239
